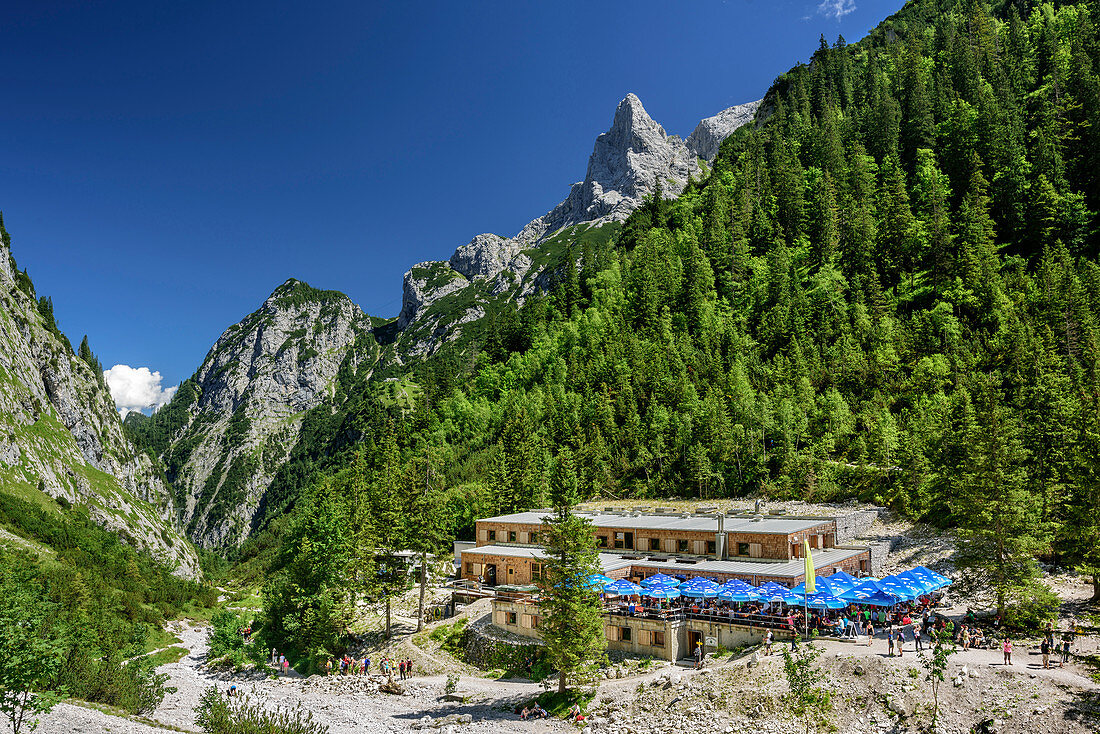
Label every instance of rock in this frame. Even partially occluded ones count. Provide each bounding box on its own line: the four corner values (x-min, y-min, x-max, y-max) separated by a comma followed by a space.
888, 695, 914, 718
440, 693, 464, 702
0, 238, 200, 577
390, 93, 759, 358
380, 679, 405, 695
685, 100, 760, 161
853, 664, 865, 676
162, 278, 376, 548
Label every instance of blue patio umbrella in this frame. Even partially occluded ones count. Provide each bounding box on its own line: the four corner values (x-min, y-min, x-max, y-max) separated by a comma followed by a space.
838, 579, 884, 602
827, 570, 859, 588
879, 575, 923, 601
895, 570, 936, 593
761, 589, 803, 605
603, 579, 643, 596
644, 586, 682, 600
858, 590, 901, 607
640, 573, 681, 588
679, 577, 710, 588
586, 574, 615, 589
793, 577, 843, 597
913, 566, 953, 589
805, 592, 849, 610
757, 581, 790, 594
718, 587, 759, 602
681, 580, 720, 598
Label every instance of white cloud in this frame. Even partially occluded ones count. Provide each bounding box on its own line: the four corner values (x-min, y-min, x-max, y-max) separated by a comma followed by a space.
818, 0, 856, 19
103, 365, 179, 418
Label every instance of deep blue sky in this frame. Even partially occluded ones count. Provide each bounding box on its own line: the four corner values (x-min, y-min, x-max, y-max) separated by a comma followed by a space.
1, 0, 906, 395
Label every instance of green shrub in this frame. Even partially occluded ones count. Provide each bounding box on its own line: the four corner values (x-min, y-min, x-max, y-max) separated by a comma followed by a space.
1002, 582, 1060, 631
428, 618, 467, 657
208, 610, 260, 669
533, 688, 594, 717
59, 654, 173, 715
196, 686, 329, 734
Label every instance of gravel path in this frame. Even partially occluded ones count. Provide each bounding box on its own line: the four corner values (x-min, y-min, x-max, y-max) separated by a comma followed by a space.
37, 621, 570, 733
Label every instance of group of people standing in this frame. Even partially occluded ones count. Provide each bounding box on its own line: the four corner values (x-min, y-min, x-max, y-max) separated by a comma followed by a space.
269, 649, 291, 676
321, 654, 415, 680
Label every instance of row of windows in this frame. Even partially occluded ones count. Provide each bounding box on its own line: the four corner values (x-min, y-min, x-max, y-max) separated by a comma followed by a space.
609, 626, 664, 647
596, 535, 718, 555
486, 529, 539, 544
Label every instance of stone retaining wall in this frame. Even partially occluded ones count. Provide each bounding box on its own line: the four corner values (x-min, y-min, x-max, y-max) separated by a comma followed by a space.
833, 508, 882, 543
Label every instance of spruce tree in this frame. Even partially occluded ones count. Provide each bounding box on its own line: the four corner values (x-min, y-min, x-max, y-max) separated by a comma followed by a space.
951, 377, 1043, 616
537, 449, 606, 693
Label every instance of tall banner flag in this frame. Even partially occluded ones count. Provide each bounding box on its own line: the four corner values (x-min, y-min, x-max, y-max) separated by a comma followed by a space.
804, 539, 815, 595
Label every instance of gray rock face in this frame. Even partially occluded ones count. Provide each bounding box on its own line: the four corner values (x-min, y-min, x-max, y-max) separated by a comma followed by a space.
448, 234, 524, 280
165, 279, 378, 548
0, 240, 200, 577
686, 100, 761, 162
393, 93, 760, 347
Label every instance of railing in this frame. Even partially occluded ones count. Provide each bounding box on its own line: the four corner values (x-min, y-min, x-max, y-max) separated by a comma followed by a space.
603, 605, 797, 631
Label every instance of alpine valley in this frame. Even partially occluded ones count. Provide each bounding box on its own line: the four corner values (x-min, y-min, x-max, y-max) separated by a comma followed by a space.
5, 0, 1100, 732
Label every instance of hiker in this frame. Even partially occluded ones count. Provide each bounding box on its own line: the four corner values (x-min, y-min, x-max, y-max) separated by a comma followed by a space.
914, 623, 924, 652
399, 660, 406, 680
531, 704, 548, 718
271, 648, 278, 665
282, 658, 290, 676
1061, 633, 1072, 667
406, 659, 413, 678
764, 629, 774, 656
520, 706, 531, 720
278, 654, 286, 675
693, 642, 703, 668
887, 627, 895, 657
323, 659, 332, 676
228, 685, 237, 698
566, 703, 585, 722
961, 625, 971, 651
1003, 638, 1013, 666
364, 656, 371, 675
1041, 637, 1051, 669
865, 619, 874, 646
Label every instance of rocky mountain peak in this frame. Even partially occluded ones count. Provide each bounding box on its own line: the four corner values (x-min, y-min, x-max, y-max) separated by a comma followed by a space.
607, 92, 667, 145
686, 100, 761, 162
392, 93, 760, 347
154, 276, 379, 548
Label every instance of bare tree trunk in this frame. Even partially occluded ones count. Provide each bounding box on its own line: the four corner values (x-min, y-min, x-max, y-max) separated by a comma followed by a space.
558, 670, 566, 694
417, 551, 428, 632
386, 597, 392, 639
1093, 575, 1100, 601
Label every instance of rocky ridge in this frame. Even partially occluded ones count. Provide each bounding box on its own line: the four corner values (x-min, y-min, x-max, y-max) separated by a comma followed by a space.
151, 279, 378, 548
0, 238, 200, 577
149, 93, 759, 548
393, 93, 760, 357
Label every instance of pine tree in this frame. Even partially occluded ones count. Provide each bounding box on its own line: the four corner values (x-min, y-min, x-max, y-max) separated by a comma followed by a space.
1063, 400, 1100, 599
951, 377, 1043, 616
406, 444, 448, 631
262, 478, 356, 672
537, 450, 606, 693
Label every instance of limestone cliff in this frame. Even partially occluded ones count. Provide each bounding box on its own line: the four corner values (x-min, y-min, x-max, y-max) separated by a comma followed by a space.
0, 235, 200, 577
391, 93, 760, 357
146, 279, 377, 548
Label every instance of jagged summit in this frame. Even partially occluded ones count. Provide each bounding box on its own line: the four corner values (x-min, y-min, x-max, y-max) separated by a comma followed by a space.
148, 275, 378, 548
395, 93, 761, 340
